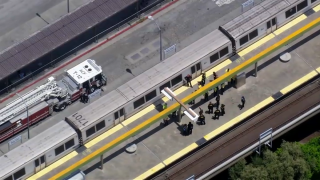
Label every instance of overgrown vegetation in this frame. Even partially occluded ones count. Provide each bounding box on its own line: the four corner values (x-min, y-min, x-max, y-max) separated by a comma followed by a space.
229, 137, 320, 180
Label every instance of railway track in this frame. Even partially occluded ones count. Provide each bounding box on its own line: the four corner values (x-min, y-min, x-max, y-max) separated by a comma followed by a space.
151, 78, 320, 180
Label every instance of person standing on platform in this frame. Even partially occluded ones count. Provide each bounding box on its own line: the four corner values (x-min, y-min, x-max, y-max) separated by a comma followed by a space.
199, 107, 203, 115
220, 83, 225, 95
185, 74, 192, 87
213, 86, 218, 97
163, 103, 167, 111
213, 72, 218, 80
240, 96, 246, 110
208, 102, 214, 114
188, 122, 193, 135
216, 95, 220, 109
221, 104, 225, 116
213, 109, 221, 120
204, 92, 209, 102
201, 72, 206, 85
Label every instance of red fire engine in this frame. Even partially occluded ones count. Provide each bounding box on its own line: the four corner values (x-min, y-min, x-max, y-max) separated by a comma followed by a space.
0, 59, 106, 143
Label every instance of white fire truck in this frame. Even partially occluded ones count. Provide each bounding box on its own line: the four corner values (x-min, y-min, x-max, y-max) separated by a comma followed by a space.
0, 59, 106, 143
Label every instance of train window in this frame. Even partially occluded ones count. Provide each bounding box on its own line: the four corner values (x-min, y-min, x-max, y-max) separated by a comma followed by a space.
249, 29, 258, 40
171, 74, 182, 86
285, 7, 296, 19
86, 126, 96, 138
4, 176, 13, 180
145, 90, 157, 102
267, 21, 271, 29
191, 66, 196, 74
13, 168, 26, 179
219, 47, 229, 58
65, 139, 75, 150
35, 159, 40, 167
272, 18, 276, 26
160, 81, 171, 92
297, 0, 308, 12
120, 108, 124, 117
114, 112, 119, 119
55, 144, 65, 156
96, 120, 106, 132
239, 35, 249, 46
40, 156, 45, 164
134, 97, 145, 109
210, 53, 219, 63
311, 0, 317, 3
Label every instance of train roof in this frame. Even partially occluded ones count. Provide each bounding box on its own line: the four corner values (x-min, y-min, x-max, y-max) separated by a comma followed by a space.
117, 29, 230, 100
220, 0, 289, 39
66, 90, 127, 130
66, 29, 230, 130
0, 121, 76, 179
67, 59, 102, 84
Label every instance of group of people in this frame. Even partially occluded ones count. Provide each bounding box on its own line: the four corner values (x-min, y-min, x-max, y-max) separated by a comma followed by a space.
163, 68, 247, 135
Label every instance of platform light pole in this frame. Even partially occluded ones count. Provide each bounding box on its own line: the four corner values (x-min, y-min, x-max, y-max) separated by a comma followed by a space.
148, 15, 163, 61
161, 87, 199, 123
67, 0, 70, 13
16, 93, 30, 139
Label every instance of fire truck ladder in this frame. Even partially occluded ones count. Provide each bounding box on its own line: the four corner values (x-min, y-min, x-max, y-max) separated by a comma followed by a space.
0, 77, 61, 125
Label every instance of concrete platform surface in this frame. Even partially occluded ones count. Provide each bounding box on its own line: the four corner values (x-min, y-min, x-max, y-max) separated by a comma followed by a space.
0, 0, 263, 153
29, 8, 320, 180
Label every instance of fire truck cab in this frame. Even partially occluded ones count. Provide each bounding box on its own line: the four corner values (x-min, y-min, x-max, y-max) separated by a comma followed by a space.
54, 59, 106, 110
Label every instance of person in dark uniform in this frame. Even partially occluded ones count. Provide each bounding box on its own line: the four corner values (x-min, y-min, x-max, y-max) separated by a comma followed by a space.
213, 72, 218, 80
84, 93, 89, 103
220, 83, 225, 95
163, 117, 169, 126
198, 114, 206, 125
185, 74, 192, 87
182, 124, 188, 135
199, 107, 203, 116
213, 109, 221, 120
201, 73, 206, 85
221, 104, 225, 116
240, 96, 245, 110
204, 92, 209, 102
188, 122, 193, 135
208, 102, 214, 114
80, 92, 84, 103
216, 95, 220, 109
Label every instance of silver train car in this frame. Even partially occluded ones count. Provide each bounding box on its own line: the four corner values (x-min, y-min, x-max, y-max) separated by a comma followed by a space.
1, 0, 319, 179
66, 29, 232, 144
0, 121, 78, 180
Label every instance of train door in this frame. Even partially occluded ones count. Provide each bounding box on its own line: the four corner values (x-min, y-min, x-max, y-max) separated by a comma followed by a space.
191, 62, 201, 79
34, 155, 46, 173
267, 17, 277, 34
114, 108, 125, 124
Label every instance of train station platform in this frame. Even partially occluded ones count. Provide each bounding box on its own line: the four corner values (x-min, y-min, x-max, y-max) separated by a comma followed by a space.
0, 0, 265, 154
27, 5, 320, 180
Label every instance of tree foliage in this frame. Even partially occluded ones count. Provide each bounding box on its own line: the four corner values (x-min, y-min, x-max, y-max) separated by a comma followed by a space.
301, 137, 320, 177
229, 141, 312, 180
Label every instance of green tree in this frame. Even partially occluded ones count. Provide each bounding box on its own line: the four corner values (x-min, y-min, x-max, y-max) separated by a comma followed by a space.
229, 141, 312, 180
229, 158, 246, 180
301, 137, 320, 178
